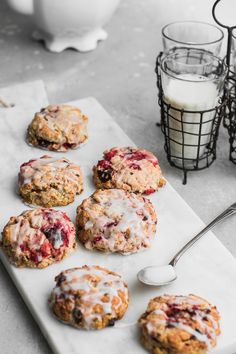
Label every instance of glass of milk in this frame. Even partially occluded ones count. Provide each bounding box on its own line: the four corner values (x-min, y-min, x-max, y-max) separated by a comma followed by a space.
162, 21, 224, 56
160, 48, 227, 165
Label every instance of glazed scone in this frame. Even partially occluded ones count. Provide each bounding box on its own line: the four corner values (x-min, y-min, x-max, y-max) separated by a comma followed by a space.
27, 104, 88, 152
49, 265, 129, 330
18, 155, 83, 207
1, 208, 76, 268
138, 294, 220, 354
93, 147, 166, 195
76, 189, 157, 254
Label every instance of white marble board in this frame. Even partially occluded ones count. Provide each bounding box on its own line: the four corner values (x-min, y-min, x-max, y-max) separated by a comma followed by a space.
0, 83, 236, 354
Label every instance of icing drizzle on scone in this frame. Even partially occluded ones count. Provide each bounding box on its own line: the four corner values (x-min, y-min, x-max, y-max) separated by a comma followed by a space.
49, 265, 129, 329
93, 147, 165, 194
27, 104, 88, 152
40, 105, 86, 133
18, 155, 83, 207
77, 189, 157, 254
18, 155, 81, 187
1, 208, 76, 268
140, 294, 220, 351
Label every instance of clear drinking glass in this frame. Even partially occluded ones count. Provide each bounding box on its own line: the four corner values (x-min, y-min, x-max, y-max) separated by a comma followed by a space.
160, 48, 227, 163
162, 21, 224, 56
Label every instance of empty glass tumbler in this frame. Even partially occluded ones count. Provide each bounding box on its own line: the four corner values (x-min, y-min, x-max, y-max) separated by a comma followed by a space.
162, 21, 224, 56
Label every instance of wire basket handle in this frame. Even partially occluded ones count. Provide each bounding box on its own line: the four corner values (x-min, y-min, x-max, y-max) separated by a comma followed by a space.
212, 0, 236, 67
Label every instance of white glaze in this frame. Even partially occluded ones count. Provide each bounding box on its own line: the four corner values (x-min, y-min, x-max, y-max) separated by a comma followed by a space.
146, 295, 219, 349
85, 220, 93, 230
11, 218, 37, 255
168, 321, 210, 344
50, 229, 64, 250
107, 147, 161, 189
6, 209, 73, 258
19, 156, 81, 187
93, 191, 151, 236
39, 105, 87, 137
83, 189, 155, 252
172, 295, 209, 306
52, 267, 128, 329
138, 265, 176, 285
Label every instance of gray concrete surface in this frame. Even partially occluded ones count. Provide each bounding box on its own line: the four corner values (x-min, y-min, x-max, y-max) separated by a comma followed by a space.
0, 0, 236, 353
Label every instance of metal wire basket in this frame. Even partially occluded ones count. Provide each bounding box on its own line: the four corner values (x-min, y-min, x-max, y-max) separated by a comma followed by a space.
212, 0, 236, 165
223, 71, 236, 163
155, 51, 226, 184
155, 0, 236, 183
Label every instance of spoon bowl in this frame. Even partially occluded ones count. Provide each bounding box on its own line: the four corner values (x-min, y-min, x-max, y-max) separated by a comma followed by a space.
137, 264, 177, 286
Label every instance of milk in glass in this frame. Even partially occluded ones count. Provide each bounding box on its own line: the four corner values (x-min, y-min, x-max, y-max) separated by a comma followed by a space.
163, 74, 219, 160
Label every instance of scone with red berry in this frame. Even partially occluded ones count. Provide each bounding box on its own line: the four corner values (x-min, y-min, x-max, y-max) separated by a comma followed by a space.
18, 155, 83, 207
1, 208, 76, 268
27, 104, 88, 152
93, 147, 165, 195
76, 189, 157, 255
138, 294, 221, 354
49, 265, 129, 330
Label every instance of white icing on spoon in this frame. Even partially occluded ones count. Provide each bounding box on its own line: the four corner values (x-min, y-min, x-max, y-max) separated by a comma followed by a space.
138, 265, 176, 286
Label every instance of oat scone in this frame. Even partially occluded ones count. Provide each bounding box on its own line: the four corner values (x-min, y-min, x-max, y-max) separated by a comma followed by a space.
1, 208, 76, 268
76, 189, 157, 254
18, 155, 83, 207
27, 104, 88, 151
93, 147, 166, 195
49, 265, 129, 330
138, 294, 220, 354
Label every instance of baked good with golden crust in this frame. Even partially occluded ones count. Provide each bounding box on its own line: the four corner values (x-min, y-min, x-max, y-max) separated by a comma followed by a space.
76, 188, 157, 254
49, 265, 129, 330
27, 104, 88, 152
138, 294, 220, 354
18, 155, 83, 207
93, 147, 165, 195
1, 208, 76, 268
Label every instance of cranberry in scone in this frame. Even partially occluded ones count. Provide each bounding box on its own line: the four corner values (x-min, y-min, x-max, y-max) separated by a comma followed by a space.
18, 155, 83, 207
49, 265, 129, 330
76, 189, 157, 255
27, 104, 88, 152
138, 294, 221, 354
93, 147, 166, 195
1, 208, 76, 268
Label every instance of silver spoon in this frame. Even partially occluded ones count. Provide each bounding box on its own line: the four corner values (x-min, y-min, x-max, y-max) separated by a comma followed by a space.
138, 203, 236, 286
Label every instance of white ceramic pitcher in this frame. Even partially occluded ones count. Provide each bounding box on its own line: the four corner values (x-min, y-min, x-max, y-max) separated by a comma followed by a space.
6, 0, 120, 52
